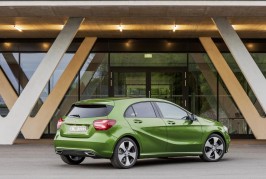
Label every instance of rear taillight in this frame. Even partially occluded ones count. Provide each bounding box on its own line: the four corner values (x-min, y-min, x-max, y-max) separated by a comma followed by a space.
57, 118, 64, 129
93, 119, 116, 131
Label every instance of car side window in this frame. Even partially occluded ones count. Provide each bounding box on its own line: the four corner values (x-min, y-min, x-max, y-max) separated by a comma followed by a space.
132, 102, 157, 118
124, 106, 136, 118
156, 102, 188, 120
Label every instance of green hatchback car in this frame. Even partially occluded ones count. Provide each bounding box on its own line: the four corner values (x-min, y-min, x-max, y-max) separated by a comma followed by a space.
54, 98, 230, 169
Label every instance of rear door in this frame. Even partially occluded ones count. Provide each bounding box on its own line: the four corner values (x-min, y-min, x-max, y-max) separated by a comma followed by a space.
124, 102, 167, 155
60, 104, 113, 138
155, 102, 203, 153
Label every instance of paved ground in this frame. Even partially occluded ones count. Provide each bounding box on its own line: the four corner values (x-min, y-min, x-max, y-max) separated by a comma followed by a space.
1, 139, 266, 179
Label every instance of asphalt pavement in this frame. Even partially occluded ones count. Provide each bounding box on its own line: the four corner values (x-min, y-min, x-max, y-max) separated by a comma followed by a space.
0, 139, 266, 179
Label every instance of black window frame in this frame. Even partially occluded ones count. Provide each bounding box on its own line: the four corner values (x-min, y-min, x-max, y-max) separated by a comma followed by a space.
124, 106, 136, 118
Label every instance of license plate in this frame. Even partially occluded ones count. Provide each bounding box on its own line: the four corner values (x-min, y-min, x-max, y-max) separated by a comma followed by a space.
69, 126, 87, 132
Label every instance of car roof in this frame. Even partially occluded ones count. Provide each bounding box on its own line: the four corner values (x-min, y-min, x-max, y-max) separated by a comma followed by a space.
74, 97, 190, 114
74, 97, 168, 106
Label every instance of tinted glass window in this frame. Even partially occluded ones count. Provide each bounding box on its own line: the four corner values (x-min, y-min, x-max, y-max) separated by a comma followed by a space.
156, 102, 188, 120
132, 102, 156, 118
67, 105, 113, 118
124, 106, 136, 117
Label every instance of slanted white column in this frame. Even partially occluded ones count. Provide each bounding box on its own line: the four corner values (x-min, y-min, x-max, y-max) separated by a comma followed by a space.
200, 37, 266, 139
21, 37, 97, 139
0, 17, 84, 144
213, 17, 266, 114
1, 39, 97, 139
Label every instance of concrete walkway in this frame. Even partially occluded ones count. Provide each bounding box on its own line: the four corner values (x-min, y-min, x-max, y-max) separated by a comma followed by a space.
0, 139, 266, 179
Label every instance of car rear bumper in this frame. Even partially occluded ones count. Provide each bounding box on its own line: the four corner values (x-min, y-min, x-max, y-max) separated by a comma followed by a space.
54, 132, 117, 158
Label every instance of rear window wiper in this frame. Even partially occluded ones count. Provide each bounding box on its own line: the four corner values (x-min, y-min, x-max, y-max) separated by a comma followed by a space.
69, 114, 80, 118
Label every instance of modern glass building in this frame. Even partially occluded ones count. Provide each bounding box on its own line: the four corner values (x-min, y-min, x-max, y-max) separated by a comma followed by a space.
0, 0, 266, 144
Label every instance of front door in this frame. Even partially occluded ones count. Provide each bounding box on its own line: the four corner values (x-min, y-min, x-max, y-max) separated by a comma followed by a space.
155, 101, 203, 153
110, 67, 188, 108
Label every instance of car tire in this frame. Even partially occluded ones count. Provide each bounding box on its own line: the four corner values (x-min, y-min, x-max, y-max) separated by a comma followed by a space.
200, 134, 225, 162
60, 155, 85, 165
111, 137, 138, 169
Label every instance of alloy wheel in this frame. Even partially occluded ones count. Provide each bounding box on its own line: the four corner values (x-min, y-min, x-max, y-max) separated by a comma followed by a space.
204, 136, 224, 161
117, 141, 137, 167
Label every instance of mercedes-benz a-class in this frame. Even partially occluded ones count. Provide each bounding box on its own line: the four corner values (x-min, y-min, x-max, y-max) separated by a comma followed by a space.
54, 98, 230, 169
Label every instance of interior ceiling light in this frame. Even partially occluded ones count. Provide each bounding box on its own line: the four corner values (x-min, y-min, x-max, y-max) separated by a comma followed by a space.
14, 25, 22, 32
246, 43, 254, 49
118, 25, 123, 32
42, 42, 50, 49
3, 42, 11, 48
173, 25, 178, 32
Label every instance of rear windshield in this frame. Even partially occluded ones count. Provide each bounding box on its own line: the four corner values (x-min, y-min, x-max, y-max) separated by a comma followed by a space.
67, 105, 113, 118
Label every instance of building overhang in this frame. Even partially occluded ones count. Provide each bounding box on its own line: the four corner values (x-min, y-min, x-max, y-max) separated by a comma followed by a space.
0, 1, 266, 38
1, 1, 266, 7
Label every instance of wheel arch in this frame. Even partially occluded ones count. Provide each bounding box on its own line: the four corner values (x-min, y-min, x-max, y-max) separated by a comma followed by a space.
203, 131, 227, 152
211, 131, 226, 144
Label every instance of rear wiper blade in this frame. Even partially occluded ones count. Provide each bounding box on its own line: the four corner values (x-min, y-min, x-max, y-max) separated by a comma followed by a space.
69, 114, 80, 118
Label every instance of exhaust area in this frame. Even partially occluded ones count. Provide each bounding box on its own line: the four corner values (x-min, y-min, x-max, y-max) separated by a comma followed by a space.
84, 151, 96, 157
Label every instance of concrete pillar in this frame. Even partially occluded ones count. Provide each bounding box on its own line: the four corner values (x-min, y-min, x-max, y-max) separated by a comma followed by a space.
0, 17, 84, 144
213, 17, 266, 114
200, 37, 266, 139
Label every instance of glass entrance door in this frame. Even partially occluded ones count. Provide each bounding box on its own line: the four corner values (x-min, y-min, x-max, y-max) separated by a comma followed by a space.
110, 67, 188, 108
150, 71, 185, 106
113, 72, 146, 98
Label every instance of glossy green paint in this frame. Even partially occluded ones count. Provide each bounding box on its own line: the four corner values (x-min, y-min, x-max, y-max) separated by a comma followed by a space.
197, 116, 230, 152
54, 98, 230, 159
164, 119, 203, 153
125, 116, 167, 154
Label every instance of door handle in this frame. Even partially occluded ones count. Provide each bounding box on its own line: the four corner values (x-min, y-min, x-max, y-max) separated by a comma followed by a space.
167, 120, 176, 125
133, 119, 143, 124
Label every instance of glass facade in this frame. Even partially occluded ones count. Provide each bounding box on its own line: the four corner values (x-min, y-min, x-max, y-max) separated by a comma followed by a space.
50, 53, 109, 134
0, 39, 265, 137
0, 53, 19, 117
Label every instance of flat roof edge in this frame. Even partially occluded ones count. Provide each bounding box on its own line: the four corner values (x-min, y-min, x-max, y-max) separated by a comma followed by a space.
0, 1, 266, 7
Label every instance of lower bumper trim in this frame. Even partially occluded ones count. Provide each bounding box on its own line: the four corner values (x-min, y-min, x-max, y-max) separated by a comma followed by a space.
55, 149, 102, 159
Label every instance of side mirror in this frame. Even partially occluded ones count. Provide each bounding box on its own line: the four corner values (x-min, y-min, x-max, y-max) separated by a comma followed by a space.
187, 114, 197, 121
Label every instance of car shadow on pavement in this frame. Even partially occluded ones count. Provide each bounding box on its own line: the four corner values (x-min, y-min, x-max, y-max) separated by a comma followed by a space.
58, 157, 231, 169
58, 163, 113, 170
135, 157, 232, 168
135, 157, 201, 167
